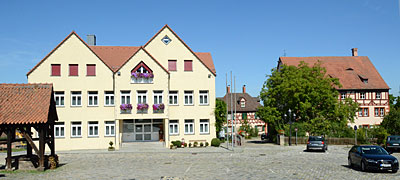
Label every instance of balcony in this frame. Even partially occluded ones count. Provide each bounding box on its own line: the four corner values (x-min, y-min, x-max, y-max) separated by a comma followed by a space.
152, 103, 165, 114
120, 104, 132, 114
137, 103, 149, 114
131, 72, 154, 84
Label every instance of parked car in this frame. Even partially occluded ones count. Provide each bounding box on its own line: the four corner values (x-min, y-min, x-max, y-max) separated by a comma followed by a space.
261, 133, 268, 141
386, 135, 400, 152
306, 136, 327, 152
348, 145, 399, 173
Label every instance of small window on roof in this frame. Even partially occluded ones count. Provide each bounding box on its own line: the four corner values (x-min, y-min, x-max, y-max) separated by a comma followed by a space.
346, 68, 354, 71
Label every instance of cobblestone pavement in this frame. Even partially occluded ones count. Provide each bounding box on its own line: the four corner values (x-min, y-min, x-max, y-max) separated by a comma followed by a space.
1, 141, 400, 180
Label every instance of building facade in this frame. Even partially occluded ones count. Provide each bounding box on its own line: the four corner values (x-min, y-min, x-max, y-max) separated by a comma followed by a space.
278, 48, 390, 128
27, 25, 217, 150
219, 85, 265, 135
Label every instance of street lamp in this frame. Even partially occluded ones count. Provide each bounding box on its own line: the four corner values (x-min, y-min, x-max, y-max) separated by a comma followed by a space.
287, 109, 296, 146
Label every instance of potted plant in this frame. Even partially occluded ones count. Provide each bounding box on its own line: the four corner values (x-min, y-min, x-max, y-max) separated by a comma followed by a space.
189, 143, 192, 148
108, 141, 115, 151
193, 141, 198, 147
200, 142, 204, 147
205, 142, 209, 147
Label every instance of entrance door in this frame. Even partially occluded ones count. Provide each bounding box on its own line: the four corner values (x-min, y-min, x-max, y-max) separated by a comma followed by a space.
135, 124, 152, 141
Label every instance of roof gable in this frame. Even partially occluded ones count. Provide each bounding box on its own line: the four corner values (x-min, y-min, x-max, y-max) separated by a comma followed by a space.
144, 24, 216, 76
279, 56, 389, 90
221, 93, 261, 112
27, 31, 114, 76
0, 83, 58, 125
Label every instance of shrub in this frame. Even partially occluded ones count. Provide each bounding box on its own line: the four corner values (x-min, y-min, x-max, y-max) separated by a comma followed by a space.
184, 143, 188, 147
211, 138, 221, 147
172, 140, 181, 147
189, 143, 192, 148
193, 141, 198, 147
200, 142, 204, 147
370, 126, 388, 145
205, 142, 209, 147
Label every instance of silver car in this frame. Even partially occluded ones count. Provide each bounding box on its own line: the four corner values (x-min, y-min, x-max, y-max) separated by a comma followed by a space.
306, 136, 327, 152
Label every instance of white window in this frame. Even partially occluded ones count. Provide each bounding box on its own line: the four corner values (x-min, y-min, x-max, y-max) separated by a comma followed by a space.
71, 91, 82, 106
199, 119, 209, 134
375, 108, 379, 117
199, 90, 209, 105
105, 121, 115, 136
154, 91, 163, 104
169, 91, 178, 105
137, 91, 147, 104
358, 109, 363, 117
169, 120, 179, 135
364, 108, 368, 116
71, 122, 82, 137
360, 92, 366, 99
54, 91, 65, 106
184, 119, 194, 134
120, 91, 131, 104
241, 99, 246, 108
105, 91, 114, 106
88, 121, 99, 137
376, 92, 381, 99
88, 91, 98, 106
54, 122, 65, 138
341, 93, 346, 99
380, 108, 385, 117
184, 91, 193, 105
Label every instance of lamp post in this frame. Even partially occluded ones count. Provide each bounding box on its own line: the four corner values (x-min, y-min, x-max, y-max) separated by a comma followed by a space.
287, 109, 296, 146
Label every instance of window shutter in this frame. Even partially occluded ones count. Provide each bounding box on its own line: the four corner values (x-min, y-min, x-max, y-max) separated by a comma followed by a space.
69, 64, 78, 76
87, 64, 96, 76
51, 64, 61, 76
168, 60, 177, 71
184, 60, 192, 71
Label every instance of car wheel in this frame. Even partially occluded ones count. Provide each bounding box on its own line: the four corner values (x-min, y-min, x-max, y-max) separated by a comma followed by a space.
361, 161, 367, 172
348, 157, 353, 168
392, 169, 398, 173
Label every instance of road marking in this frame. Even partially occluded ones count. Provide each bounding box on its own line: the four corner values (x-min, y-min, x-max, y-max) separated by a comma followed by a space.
269, 169, 275, 173
185, 163, 193, 173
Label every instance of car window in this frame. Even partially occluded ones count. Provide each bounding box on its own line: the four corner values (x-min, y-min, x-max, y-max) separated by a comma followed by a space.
388, 137, 400, 141
361, 147, 389, 155
309, 136, 324, 141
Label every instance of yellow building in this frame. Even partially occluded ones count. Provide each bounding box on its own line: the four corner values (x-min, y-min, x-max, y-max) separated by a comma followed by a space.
27, 25, 217, 150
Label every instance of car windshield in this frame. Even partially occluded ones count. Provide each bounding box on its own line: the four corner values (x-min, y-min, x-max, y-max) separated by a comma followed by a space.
309, 136, 324, 141
388, 137, 400, 141
361, 147, 389, 155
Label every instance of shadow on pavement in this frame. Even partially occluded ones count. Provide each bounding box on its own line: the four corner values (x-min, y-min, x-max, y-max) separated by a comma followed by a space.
341, 165, 395, 174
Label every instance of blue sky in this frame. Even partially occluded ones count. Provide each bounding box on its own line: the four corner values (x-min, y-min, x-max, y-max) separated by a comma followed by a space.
1, 0, 399, 97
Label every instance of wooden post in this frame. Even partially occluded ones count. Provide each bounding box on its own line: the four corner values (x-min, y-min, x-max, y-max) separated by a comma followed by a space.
6, 128, 12, 170
26, 127, 32, 157
49, 123, 55, 156
38, 126, 45, 170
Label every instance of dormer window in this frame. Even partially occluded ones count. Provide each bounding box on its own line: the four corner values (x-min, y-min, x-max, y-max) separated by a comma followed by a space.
240, 98, 246, 108
358, 75, 368, 84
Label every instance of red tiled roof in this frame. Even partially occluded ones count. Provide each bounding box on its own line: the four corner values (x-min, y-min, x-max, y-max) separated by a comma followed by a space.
279, 56, 389, 90
0, 84, 57, 125
195, 52, 216, 75
219, 93, 262, 112
89, 46, 141, 72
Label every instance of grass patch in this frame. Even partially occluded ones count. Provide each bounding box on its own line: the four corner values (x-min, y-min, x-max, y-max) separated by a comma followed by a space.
0, 148, 26, 153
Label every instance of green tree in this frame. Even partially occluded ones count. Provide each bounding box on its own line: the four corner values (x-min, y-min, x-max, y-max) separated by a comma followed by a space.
381, 94, 400, 135
258, 61, 358, 136
214, 99, 227, 137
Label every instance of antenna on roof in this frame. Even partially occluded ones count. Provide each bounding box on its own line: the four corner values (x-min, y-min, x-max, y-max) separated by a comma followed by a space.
283, 49, 287, 57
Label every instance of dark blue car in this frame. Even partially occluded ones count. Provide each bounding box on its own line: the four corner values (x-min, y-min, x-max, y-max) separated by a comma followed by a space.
348, 145, 399, 173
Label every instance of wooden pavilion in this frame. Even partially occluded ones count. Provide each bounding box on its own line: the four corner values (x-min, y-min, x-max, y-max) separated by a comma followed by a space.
0, 83, 58, 171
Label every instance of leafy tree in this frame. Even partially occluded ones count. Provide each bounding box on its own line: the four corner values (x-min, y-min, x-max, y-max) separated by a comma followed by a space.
381, 94, 400, 135
258, 61, 358, 136
214, 99, 227, 137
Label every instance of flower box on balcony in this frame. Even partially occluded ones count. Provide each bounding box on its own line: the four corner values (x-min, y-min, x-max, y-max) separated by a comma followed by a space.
137, 103, 149, 113
131, 72, 154, 84
153, 103, 165, 113
120, 104, 132, 114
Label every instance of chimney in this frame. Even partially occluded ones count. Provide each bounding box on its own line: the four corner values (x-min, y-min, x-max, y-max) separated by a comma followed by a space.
227, 85, 230, 94
351, 48, 358, 56
242, 85, 246, 93
87, 35, 96, 46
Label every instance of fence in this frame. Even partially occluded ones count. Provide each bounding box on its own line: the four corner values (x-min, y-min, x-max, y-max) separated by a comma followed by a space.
283, 136, 377, 145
